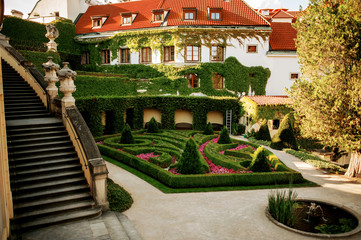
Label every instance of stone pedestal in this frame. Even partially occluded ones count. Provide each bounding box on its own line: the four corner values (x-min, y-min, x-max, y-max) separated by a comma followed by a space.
57, 62, 76, 109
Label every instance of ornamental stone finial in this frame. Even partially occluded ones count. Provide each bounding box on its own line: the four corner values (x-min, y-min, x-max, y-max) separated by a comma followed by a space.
57, 62, 77, 107
42, 56, 60, 100
45, 24, 59, 52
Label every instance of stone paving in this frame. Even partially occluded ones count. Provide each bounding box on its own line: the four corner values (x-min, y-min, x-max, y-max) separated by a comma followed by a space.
107, 136, 361, 240
23, 136, 361, 240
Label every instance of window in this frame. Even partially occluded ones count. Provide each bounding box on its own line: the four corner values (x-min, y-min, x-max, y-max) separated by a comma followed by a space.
249, 73, 254, 78
81, 52, 90, 65
183, 8, 196, 20
273, 119, 280, 129
122, 15, 131, 25
186, 73, 199, 88
211, 46, 224, 61
152, 10, 163, 22
185, 46, 199, 62
54, 11, 59, 17
212, 73, 224, 89
290, 73, 299, 80
247, 45, 258, 53
119, 48, 130, 63
209, 8, 222, 20
101, 49, 110, 64
141, 47, 152, 63
92, 18, 102, 28
163, 46, 175, 62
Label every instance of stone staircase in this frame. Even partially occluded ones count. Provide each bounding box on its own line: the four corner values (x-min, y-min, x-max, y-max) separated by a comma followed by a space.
2, 60, 102, 233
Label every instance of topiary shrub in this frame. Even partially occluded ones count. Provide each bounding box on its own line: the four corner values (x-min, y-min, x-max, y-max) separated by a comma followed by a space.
107, 178, 133, 212
256, 119, 271, 141
174, 138, 205, 174
270, 114, 298, 150
120, 124, 134, 144
249, 146, 271, 172
147, 117, 160, 133
218, 127, 231, 144
203, 122, 214, 135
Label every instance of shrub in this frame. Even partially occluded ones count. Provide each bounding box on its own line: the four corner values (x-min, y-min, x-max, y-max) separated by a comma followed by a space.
256, 119, 271, 141
270, 114, 298, 150
147, 117, 160, 133
268, 189, 298, 227
174, 138, 206, 174
107, 178, 133, 212
149, 152, 173, 168
203, 122, 214, 135
120, 124, 134, 144
218, 127, 231, 144
249, 147, 271, 172
232, 124, 246, 135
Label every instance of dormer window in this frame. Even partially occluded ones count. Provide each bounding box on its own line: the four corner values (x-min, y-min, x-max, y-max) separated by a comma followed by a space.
209, 8, 222, 21
91, 16, 108, 29
152, 10, 164, 22
121, 13, 132, 25
183, 8, 196, 21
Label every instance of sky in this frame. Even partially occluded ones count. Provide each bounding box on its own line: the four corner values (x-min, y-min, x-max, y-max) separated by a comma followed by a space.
4, 0, 310, 17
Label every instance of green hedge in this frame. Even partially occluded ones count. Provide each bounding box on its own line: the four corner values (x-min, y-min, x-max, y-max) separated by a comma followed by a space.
99, 144, 305, 188
107, 178, 133, 212
18, 50, 61, 74
76, 96, 242, 137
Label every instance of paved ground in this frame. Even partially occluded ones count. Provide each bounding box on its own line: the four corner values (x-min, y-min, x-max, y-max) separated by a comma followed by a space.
107, 136, 361, 240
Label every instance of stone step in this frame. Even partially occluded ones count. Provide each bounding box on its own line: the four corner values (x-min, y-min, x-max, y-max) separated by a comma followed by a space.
12, 150, 77, 163
8, 135, 70, 146
7, 125, 64, 135
9, 139, 72, 152
14, 200, 95, 223
10, 157, 79, 170
6, 117, 63, 128
4, 101, 44, 108
13, 184, 90, 203
11, 145, 75, 159
12, 163, 81, 178
13, 192, 93, 212
5, 113, 52, 120
5, 109, 48, 116
18, 207, 101, 232
4, 105, 46, 112
14, 176, 85, 193
8, 129, 68, 140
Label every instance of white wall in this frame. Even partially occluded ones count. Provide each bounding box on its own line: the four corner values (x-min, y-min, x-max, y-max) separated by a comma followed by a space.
265, 54, 300, 95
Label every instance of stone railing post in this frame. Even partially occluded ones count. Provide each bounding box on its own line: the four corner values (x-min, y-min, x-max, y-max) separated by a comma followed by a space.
57, 62, 76, 110
89, 158, 109, 210
45, 24, 59, 52
42, 56, 60, 113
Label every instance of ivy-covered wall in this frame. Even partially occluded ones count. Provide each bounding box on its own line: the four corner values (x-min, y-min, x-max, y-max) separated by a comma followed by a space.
76, 96, 243, 137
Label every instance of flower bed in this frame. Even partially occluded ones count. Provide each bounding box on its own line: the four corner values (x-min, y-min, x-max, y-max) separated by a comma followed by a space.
98, 130, 306, 188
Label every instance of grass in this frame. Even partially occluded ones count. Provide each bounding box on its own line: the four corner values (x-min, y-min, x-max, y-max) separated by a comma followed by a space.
268, 189, 298, 226
104, 155, 318, 194
107, 178, 134, 212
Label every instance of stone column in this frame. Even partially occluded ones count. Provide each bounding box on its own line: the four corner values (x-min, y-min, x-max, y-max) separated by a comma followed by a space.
89, 158, 109, 210
42, 57, 60, 113
57, 62, 76, 108
45, 24, 59, 52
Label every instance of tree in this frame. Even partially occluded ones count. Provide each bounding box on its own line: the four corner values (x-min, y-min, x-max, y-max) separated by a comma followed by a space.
291, 0, 361, 177
203, 122, 214, 135
249, 147, 271, 172
256, 119, 271, 141
120, 124, 134, 144
270, 114, 298, 150
218, 126, 231, 144
175, 138, 205, 174
147, 117, 160, 133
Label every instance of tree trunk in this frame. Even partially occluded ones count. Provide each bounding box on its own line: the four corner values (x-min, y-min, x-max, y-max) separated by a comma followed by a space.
345, 152, 361, 178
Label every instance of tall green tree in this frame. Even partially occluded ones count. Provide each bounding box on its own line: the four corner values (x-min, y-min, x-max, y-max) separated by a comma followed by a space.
291, 0, 361, 177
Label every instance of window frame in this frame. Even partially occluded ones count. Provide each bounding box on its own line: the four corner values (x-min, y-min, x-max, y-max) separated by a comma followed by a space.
152, 10, 164, 22
92, 18, 102, 28
186, 73, 199, 88
163, 46, 175, 62
210, 45, 224, 62
212, 73, 224, 89
185, 45, 200, 62
119, 48, 131, 64
122, 15, 131, 25
209, 8, 222, 21
247, 45, 258, 53
140, 47, 152, 63
290, 73, 299, 80
183, 8, 197, 21
101, 49, 111, 65
81, 52, 90, 65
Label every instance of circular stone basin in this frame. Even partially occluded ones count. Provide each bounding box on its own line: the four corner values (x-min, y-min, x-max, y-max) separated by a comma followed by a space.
266, 199, 361, 238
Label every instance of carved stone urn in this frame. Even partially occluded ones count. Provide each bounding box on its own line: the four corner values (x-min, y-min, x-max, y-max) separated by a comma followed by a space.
45, 24, 59, 52
57, 62, 77, 107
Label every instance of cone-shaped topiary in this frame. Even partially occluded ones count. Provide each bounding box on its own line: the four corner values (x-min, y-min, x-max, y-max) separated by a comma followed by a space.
120, 124, 135, 144
147, 117, 160, 133
256, 119, 271, 141
175, 138, 205, 174
218, 126, 231, 144
249, 146, 271, 172
270, 114, 298, 150
203, 122, 214, 135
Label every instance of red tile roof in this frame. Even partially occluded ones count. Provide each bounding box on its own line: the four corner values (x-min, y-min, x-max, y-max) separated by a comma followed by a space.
243, 95, 292, 106
270, 10, 294, 19
76, 0, 270, 35
269, 22, 297, 51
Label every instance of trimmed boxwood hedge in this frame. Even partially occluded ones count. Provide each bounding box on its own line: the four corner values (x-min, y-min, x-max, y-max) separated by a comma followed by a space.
98, 144, 305, 188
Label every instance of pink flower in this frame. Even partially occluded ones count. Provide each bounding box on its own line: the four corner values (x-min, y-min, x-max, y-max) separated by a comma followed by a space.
136, 152, 159, 162
96, 141, 104, 145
